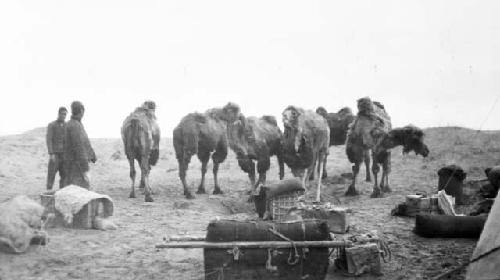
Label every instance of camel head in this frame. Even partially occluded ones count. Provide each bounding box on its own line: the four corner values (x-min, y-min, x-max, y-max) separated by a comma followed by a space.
357, 97, 375, 115
315, 107, 328, 119
142, 100, 156, 110
338, 107, 354, 118
282, 106, 305, 152
227, 116, 251, 158
221, 102, 243, 123
282, 106, 303, 128
378, 125, 429, 157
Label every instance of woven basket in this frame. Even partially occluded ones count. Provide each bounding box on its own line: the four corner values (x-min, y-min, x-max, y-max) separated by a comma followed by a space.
270, 190, 304, 221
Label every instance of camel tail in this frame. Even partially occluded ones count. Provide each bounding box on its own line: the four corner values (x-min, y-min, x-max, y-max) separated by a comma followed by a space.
123, 119, 143, 160
173, 125, 199, 161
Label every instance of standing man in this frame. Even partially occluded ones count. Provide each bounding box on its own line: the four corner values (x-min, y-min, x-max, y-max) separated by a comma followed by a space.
63, 101, 97, 188
46, 107, 67, 190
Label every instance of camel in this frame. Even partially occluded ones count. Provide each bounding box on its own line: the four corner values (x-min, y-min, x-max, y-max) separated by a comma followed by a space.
282, 106, 330, 201
121, 101, 160, 202
227, 115, 285, 195
173, 103, 242, 199
345, 97, 429, 198
315, 106, 371, 181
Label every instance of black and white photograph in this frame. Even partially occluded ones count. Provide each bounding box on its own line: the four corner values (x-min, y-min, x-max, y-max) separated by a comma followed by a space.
0, 1, 499, 279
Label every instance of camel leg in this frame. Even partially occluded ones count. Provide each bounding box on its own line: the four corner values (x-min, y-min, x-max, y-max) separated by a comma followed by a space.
277, 153, 285, 180
345, 162, 360, 196
238, 157, 256, 193
305, 153, 318, 190
212, 140, 228, 195
364, 151, 371, 182
371, 162, 382, 198
381, 156, 392, 193
316, 154, 326, 202
196, 151, 210, 194
139, 171, 145, 190
255, 157, 270, 193
302, 168, 309, 190
321, 157, 328, 180
178, 155, 194, 199
140, 157, 153, 202
128, 158, 136, 199
322, 154, 328, 180
212, 162, 224, 195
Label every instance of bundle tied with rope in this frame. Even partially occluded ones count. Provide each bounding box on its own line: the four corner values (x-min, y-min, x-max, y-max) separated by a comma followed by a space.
204, 219, 331, 280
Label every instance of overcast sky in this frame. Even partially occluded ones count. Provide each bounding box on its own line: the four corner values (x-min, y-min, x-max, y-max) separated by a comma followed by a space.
1, 1, 499, 137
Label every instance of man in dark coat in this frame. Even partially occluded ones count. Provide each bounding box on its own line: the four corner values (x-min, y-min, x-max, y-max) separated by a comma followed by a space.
46, 107, 67, 190
63, 101, 96, 188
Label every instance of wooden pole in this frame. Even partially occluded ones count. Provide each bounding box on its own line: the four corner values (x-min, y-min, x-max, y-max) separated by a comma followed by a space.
155, 240, 351, 249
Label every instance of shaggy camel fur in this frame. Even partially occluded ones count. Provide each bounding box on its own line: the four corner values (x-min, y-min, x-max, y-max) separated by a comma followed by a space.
173, 103, 241, 199
346, 97, 429, 197
121, 101, 160, 202
227, 115, 285, 194
315, 106, 371, 181
282, 106, 330, 201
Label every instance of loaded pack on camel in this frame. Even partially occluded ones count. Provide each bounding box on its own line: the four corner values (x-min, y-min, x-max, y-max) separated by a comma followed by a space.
345, 97, 429, 198
227, 115, 285, 195
173, 102, 242, 199
121, 101, 160, 202
316, 106, 372, 181
282, 105, 330, 201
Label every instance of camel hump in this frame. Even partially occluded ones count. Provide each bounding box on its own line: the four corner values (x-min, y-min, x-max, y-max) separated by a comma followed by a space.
187, 113, 207, 124
338, 107, 353, 116
261, 115, 277, 126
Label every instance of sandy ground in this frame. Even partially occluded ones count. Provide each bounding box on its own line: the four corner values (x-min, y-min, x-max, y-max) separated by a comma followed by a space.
1, 126, 499, 280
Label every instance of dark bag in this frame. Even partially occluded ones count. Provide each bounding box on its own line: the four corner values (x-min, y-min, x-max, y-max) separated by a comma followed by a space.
415, 214, 487, 238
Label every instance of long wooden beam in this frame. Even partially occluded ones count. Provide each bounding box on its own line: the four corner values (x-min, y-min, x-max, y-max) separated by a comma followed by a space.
155, 240, 352, 249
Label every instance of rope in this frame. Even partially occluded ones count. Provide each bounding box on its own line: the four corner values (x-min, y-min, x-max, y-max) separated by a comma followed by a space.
268, 227, 300, 265
432, 245, 500, 280
377, 238, 392, 263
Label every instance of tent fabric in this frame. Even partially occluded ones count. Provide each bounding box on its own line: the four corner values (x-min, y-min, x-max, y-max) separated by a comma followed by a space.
466, 195, 500, 279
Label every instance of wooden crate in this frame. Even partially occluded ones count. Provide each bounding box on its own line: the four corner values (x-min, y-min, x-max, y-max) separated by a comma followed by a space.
40, 193, 99, 229
285, 204, 349, 233
345, 243, 382, 276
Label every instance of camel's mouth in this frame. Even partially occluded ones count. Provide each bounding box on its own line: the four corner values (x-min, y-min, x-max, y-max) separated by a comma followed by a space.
403, 143, 429, 157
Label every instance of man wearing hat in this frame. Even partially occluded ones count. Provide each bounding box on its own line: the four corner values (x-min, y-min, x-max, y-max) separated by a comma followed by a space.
46, 106, 68, 190
63, 101, 97, 188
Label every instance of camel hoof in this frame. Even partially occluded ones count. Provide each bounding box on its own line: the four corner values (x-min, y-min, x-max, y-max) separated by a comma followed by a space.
370, 189, 383, 198
247, 196, 254, 203
145, 196, 154, 202
345, 187, 359, 196
322, 172, 328, 179
185, 192, 195, 199
129, 192, 136, 198
196, 188, 206, 194
213, 188, 224, 195
365, 178, 372, 182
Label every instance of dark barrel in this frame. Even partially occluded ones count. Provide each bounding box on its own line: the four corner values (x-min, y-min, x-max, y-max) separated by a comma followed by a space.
204, 219, 330, 280
438, 165, 466, 205
415, 214, 487, 238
